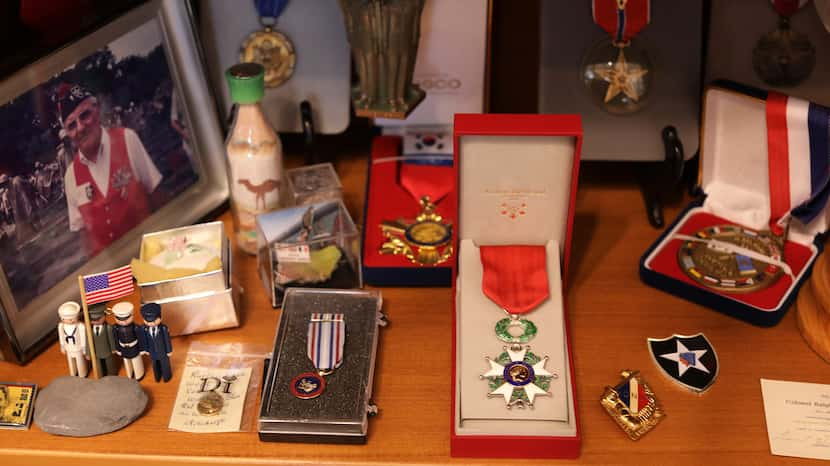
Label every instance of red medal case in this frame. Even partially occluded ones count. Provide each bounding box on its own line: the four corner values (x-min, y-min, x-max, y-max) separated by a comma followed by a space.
451, 114, 582, 458
361, 136, 455, 286
640, 82, 826, 326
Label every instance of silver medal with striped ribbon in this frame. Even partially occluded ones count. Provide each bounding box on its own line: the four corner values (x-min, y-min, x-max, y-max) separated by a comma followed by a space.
307, 313, 345, 372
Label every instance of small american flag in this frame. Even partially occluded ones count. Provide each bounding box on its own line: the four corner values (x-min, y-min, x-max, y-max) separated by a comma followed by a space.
82, 265, 134, 305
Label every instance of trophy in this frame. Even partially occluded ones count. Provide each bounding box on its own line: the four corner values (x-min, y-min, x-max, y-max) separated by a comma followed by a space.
338, 0, 426, 119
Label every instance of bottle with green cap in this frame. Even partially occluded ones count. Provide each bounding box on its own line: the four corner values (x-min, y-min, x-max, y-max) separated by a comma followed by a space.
224, 62, 284, 254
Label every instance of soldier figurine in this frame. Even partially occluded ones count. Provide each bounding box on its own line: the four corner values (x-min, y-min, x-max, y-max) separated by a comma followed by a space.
57, 301, 88, 377
139, 303, 173, 383
88, 303, 119, 377
111, 302, 145, 380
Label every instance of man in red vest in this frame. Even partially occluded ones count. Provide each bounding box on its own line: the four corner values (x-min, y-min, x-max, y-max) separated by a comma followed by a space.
58, 83, 162, 256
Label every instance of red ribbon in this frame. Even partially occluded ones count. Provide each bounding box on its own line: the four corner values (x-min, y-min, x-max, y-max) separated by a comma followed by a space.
592, 0, 651, 43
766, 92, 791, 235
399, 164, 454, 204
771, 0, 807, 17
480, 245, 550, 314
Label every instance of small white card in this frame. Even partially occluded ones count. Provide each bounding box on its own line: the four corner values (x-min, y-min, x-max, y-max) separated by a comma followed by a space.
169, 366, 252, 433
276, 245, 311, 263
761, 378, 830, 460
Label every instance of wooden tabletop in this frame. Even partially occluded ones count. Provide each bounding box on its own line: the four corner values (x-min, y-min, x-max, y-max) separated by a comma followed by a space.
0, 154, 825, 466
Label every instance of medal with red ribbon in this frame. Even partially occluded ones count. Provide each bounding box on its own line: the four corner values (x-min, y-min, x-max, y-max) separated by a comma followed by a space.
582, 0, 652, 114
379, 158, 454, 266
290, 312, 345, 400
753, 0, 815, 86
478, 245, 558, 408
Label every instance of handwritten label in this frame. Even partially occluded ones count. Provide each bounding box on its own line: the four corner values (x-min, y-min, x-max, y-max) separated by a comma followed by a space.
761, 378, 830, 460
168, 366, 252, 433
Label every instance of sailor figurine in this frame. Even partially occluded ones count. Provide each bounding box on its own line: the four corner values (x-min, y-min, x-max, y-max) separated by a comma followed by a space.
88, 303, 119, 377
111, 302, 145, 380
57, 301, 88, 377
139, 303, 173, 383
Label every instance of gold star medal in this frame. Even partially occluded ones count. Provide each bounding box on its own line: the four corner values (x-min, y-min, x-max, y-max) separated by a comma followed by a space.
593, 48, 649, 104
581, 0, 653, 114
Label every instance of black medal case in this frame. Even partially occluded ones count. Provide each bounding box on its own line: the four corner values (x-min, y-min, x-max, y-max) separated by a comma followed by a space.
258, 288, 385, 444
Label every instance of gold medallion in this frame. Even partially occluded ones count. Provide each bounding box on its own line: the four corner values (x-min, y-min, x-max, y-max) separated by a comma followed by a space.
240, 28, 296, 88
677, 224, 785, 293
380, 196, 453, 266
196, 391, 224, 416
600, 370, 665, 441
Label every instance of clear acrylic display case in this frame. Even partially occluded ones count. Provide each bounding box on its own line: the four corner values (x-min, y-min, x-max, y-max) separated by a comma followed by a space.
284, 163, 343, 206
256, 200, 362, 307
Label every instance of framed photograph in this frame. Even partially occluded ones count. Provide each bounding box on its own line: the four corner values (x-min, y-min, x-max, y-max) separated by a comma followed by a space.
0, 0, 228, 364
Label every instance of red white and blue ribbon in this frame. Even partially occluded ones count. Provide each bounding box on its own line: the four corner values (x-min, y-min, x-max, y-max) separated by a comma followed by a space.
615, 375, 648, 414
766, 92, 830, 233
592, 0, 651, 44
770, 0, 810, 17
307, 313, 345, 371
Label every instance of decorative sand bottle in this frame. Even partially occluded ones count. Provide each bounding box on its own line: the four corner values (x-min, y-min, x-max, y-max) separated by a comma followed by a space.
225, 63, 283, 254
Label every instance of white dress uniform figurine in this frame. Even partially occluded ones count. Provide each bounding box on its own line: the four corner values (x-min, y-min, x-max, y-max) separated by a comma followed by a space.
111, 302, 145, 380
57, 301, 88, 377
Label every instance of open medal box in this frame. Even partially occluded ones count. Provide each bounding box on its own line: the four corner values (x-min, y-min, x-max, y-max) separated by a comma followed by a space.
451, 114, 582, 458
640, 82, 829, 327
361, 135, 456, 286
361, 0, 489, 287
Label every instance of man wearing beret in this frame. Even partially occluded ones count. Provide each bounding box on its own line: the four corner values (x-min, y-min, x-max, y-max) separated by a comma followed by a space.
57, 83, 163, 256
138, 303, 173, 383
88, 302, 119, 377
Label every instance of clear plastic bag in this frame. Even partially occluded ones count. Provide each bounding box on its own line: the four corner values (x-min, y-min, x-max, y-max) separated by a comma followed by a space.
168, 342, 268, 433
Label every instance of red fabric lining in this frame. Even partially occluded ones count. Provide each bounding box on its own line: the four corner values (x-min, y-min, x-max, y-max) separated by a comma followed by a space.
647, 210, 813, 311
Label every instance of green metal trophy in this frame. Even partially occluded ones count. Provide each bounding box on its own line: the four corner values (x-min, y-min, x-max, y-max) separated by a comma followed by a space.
339, 0, 426, 119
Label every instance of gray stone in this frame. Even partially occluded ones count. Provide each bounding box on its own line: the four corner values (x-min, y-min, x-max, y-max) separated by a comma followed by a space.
34, 375, 148, 437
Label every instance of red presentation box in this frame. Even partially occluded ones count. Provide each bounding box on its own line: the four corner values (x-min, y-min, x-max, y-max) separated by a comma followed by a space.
451, 113, 582, 459
362, 135, 455, 286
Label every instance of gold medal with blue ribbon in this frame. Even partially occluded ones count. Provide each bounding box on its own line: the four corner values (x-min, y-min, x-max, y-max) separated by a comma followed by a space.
241, 0, 296, 88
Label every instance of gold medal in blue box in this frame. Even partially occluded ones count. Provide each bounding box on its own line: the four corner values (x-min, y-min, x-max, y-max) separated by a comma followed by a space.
241, 0, 296, 88
676, 224, 786, 293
